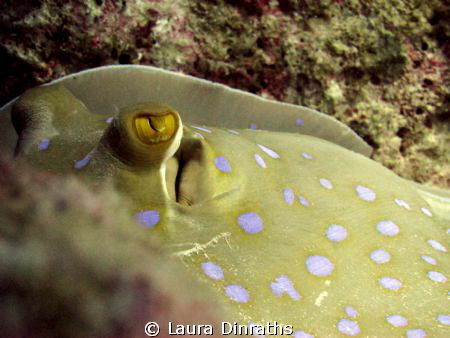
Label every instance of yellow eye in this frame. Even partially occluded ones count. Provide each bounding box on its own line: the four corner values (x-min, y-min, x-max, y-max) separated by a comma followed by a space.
134, 113, 176, 144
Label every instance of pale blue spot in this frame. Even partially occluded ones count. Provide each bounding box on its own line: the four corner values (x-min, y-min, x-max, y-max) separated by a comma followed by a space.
406, 329, 426, 338
295, 118, 305, 126
299, 195, 309, 207
201, 261, 224, 280
345, 306, 357, 318
421, 207, 432, 217
376, 220, 400, 236
437, 315, 450, 326
294, 331, 314, 338
370, 250, 391, 264
428, 271, 447, 283
395, 198, 411, 210
386, 315, 408, 327
270, 275, 301, 301
192, 125, 212, 133
319, 178, 333, 190
283, 188, 295, 205
38, 138, 50, 151
257, 144, 280, 158
74, 154, 92, 169
194, 132, 204, 139
254, 154, 266, 168
214, 157, 232, 173
421, 255, 436, 265
428, 239, 447, 252
225, 285, 249, 303
135, 210, 160, 228
326, 224, 348, 242
337, 319, 360, 335
356, 185, 376, 201
379, 277, 402, 290
238, 213, 264, 234
306, 256, 334, 277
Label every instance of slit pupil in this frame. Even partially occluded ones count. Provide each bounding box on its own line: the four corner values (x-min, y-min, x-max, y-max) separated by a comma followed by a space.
147, 118, 156, 132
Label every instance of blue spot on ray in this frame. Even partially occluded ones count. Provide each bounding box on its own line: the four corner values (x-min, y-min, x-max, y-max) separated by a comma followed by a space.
296, 118, 305, 126
135, 210, 160, 228
225, 285, 250, 303
38, 138, 50, 151
214, 156, 232, 173
238, 213, 264, 234
74, 154, 92, 169
283, 188, 295, 205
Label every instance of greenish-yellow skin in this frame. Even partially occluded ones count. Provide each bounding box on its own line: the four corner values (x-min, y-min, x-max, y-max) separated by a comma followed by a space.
8, 84, 450, 337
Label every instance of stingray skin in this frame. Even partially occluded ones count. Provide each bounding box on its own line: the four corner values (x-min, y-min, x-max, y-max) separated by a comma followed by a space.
1, 70, 449, 337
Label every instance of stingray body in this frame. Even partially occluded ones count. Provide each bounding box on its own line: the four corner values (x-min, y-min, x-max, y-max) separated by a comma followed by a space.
0, 66, 449, 337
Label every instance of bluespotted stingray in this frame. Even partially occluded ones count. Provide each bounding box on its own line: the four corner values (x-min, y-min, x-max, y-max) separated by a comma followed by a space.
0, 65, 449, 337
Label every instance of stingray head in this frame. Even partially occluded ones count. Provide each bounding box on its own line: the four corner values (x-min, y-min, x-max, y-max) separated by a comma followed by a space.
102, 102, 214, 206
9, 84, 215, 209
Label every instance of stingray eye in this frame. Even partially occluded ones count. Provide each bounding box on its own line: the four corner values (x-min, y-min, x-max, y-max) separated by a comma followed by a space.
134, 114, 176, 144
102, 103, 183, 168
